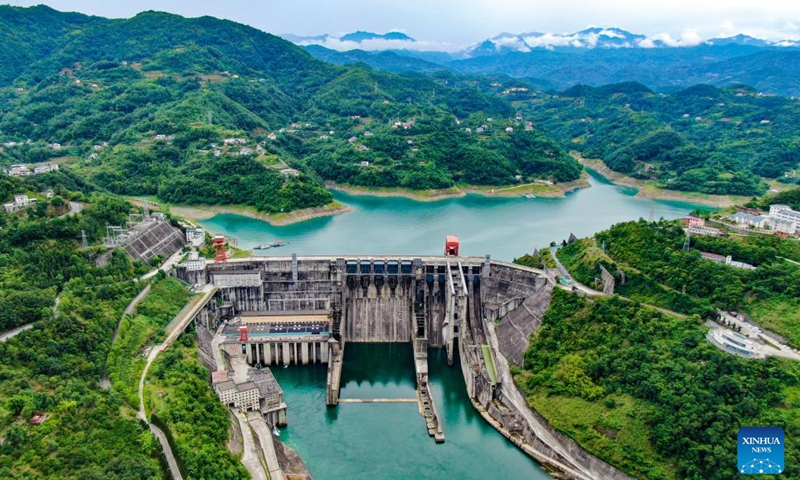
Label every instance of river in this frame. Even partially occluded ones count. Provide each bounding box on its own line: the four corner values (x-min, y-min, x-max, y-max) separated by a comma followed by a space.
200, 170, 706, 260
201, 171, 707, 479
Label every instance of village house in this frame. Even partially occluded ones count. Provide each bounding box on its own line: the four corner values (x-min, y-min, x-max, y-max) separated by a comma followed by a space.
33, 164, 58, 174
3, 194, 36, 213
700, 252, 755, 270
7, 164, 30, 176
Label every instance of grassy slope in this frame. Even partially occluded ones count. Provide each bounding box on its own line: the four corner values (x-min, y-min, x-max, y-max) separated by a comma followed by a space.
106, 277, 193, 406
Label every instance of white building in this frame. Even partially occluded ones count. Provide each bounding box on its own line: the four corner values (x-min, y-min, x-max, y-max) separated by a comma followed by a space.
33, 164, 58, 174
3, 194, 36, 213
729, 212, 768, 229
185, 227, 205, 247
708, 328, 761, 358
769, 204, 800, 228
181, 258, 206, 272
280, 168, 300, 177
7, 164, 30, 176
688, 225, 724, 237
213, 380, 261, 411
773, 219, 797, 235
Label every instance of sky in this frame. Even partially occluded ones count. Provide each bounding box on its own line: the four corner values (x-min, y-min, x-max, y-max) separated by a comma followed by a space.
8, 0, 800, 50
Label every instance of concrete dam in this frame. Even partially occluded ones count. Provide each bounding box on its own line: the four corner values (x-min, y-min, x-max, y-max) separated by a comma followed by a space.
175, 255, 633, 480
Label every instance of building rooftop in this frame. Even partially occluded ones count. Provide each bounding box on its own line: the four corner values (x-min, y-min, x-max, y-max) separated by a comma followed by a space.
774, 208, 800, 221
731, 212, 765, 223
241, 310, 330, 325
701, 252, 727, 262
250, 368, 283, 398
215, 380, 236, 392
236, 381, 259, 393
211, 370, 229, 384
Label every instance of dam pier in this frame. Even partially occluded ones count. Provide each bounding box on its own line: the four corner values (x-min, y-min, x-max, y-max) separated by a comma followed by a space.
175, 254, 633, 479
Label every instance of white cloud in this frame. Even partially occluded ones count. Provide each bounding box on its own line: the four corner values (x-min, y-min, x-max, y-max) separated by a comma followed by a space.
297, 37, 463, 53
522, 33, 576, 47
648, 28, 704, 46
599, 28, 625, 39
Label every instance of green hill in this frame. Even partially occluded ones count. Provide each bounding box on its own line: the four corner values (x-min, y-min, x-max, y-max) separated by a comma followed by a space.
0, 6, 580, 214
523, 83, 800, 195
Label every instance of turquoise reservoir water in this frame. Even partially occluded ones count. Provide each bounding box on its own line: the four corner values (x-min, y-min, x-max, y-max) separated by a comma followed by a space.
271, 344, 551, 480
204, 172, 708, 479
200, 170, 706, 260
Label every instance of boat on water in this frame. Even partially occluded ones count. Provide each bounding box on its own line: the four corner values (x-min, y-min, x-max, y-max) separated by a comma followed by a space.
522, 193, 536, 199
253, 240, 289, 250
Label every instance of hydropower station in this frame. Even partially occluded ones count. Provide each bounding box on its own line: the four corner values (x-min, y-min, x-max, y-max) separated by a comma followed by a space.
173, 239, 634, 480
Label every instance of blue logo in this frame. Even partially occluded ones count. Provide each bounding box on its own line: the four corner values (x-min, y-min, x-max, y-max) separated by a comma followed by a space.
738, 427, 784, 474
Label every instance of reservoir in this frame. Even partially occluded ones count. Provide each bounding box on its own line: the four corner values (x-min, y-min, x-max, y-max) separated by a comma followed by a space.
200, 170, 707, 260
201, 171, 707, 479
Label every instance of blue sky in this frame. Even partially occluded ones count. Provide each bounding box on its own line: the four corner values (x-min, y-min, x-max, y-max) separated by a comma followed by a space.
8, 0, 800, 48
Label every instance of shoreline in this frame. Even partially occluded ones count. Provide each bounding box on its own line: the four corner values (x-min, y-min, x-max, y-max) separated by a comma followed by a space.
129, 199, 354, 226
326, 176, 591, 202
574, 154, 749, 208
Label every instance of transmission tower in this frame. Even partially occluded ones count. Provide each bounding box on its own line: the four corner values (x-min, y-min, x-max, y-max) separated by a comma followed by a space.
683, 230, 691, 252
81, 230, 88, 248
649, 206, 655, 222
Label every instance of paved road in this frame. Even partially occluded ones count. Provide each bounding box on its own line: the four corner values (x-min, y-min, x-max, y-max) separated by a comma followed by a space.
233, 410, 269, 480
0, 323, 35, 343
138, 343, 183, 480
140, 249, 185, 281
550, 246, 603, 296
58, 201, 84, 219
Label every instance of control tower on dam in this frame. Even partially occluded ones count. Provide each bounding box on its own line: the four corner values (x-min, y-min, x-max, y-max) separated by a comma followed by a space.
174, 254, 631, 479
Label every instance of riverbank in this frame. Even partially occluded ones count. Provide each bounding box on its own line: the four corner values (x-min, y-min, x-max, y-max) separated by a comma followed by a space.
326, 175, 590, 201
575, 154, 749, 208
128, 198, 353, 226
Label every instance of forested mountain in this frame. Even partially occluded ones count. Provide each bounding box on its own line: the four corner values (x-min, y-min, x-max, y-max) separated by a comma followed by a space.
521, 82, 800, 195
0, 6, 581, 214
513, 220, 800, 479
296, 29, 800, 97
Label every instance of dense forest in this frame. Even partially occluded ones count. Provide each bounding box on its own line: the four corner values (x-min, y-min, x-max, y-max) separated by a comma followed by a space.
0, 5, 582, 214
556, 219, 800, 345
0, 181, 166, 478
147, 333, 248, 479
516, 288, 799, 480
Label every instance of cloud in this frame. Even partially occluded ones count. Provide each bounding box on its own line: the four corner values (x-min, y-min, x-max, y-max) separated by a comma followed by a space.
648, 28, 704, 46
296, 37, 463, 52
